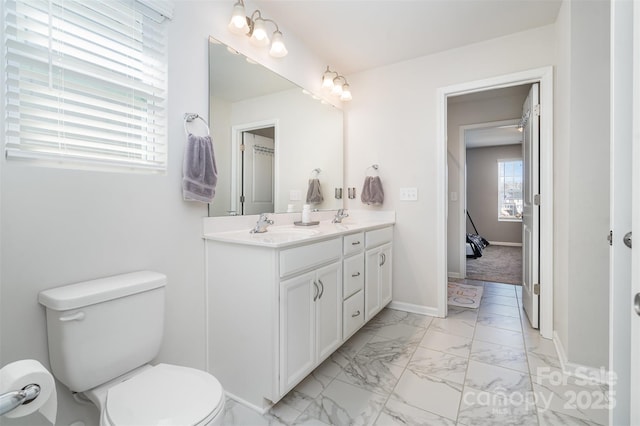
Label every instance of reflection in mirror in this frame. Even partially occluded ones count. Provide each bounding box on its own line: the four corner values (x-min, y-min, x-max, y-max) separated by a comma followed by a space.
208, 37, 344, 217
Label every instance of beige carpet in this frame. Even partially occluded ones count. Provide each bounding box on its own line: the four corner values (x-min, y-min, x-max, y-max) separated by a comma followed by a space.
448, 282, 484, 308
466, 245, 522, 284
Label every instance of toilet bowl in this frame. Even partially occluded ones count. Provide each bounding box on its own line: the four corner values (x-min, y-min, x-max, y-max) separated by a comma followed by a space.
38, 271, 226, 426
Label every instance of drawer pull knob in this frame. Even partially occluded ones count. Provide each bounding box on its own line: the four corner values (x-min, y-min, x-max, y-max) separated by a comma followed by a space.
351, 272, 361, 277
351, 241, 361, 245
352, 310, 361, 317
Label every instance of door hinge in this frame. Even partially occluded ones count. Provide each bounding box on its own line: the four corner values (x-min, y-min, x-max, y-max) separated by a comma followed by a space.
240, 195, 245, 203
240, 143, 245, 152
608, 230, 613, 246
534, 104, 541, 117
534, 283, 540, 295
533, 194, 541, 205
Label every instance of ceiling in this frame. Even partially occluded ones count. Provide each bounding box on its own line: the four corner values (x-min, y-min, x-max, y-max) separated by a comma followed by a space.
253, 0, 562, 75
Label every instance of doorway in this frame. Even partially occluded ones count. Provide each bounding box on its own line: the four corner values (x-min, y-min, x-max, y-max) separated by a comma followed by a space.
230, 121, 277, 216
436, 67, 554, 339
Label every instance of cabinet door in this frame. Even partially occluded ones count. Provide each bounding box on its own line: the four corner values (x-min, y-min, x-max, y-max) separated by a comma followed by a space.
315, 262, 343, 361
365, 248, 381, 321
379, 244, 393, 306
280, 272, 315, 392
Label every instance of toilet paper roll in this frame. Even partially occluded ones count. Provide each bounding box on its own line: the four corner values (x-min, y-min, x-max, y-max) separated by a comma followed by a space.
0, 359, 57, 423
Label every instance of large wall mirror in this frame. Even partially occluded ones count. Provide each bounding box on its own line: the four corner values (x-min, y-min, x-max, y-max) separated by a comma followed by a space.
207, 37, 344, 217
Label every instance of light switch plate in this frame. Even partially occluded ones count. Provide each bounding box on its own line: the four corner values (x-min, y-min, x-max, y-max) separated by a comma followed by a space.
289, 190, 302, 201
450, 192, 458, 201
400, 187, 418, 201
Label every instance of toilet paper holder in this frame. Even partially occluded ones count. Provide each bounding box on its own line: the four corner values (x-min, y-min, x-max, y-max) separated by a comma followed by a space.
0, 384, 40, 416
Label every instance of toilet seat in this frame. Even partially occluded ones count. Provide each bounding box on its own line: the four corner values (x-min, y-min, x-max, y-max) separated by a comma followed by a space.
103, 364, 224, 426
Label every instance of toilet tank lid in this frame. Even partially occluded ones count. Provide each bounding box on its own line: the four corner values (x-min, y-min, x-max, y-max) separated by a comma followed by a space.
38, 271, 166, 311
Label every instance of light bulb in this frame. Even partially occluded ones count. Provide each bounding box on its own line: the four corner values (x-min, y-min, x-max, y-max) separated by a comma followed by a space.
340, 84, 352, 101
331, 79, 343, 96
250, 18, 270, 47
269, 31, 288, 58
322, 67, 334, 89
228, 2, 249, 35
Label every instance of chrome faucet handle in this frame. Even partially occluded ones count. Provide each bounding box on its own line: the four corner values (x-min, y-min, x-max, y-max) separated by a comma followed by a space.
332, 209, 349, 223
251, 213, 274, 233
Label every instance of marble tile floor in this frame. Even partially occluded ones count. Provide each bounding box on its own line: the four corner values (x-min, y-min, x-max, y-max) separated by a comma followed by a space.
221, 279, 610, 426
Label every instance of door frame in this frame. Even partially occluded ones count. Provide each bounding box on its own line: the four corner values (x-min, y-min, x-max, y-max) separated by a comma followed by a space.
437, 66, 554, 339
456, 118, 521, 279
230, 119, 279, 215
630, 1, 640, 423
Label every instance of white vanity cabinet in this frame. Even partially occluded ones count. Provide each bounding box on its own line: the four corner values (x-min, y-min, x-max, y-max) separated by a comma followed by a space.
204, 221, 394, 412
364, 227, 393, 321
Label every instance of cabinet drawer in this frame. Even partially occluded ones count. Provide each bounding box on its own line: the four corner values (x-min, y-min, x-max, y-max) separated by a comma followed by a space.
280, 238, 341, 277
365, 227, 393, 249
343, 232, 365, 255
343, 253, 364, 299
343, 290, 364, 339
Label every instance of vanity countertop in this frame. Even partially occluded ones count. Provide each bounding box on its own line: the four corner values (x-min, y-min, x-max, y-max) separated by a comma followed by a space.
203, 219, 394, 248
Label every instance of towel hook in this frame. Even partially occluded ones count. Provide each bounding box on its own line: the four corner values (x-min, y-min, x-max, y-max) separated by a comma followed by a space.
184, 113, 210, 137
366, 164, 379, 176
310, 168, 322, 177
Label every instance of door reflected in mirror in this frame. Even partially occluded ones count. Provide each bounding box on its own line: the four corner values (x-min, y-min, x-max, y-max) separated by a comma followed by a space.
208, 37, 344, 217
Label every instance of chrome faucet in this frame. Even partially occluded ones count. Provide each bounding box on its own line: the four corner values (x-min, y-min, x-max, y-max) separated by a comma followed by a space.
332, 209, 349, 223
250, 213, 274, 233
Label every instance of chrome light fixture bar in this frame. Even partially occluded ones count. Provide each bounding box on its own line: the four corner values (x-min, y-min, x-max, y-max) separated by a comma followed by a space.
228, 0, 288, 58
321, 66, 352, 101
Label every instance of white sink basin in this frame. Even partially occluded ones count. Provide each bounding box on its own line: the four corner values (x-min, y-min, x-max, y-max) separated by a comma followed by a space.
250, 226, 321, 243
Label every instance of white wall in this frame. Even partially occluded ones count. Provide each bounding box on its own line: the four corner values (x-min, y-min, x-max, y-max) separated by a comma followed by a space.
565, 0, 610, 368
345, 25, 556, 312
552, 0, 611, 371
0, 2, 331, 425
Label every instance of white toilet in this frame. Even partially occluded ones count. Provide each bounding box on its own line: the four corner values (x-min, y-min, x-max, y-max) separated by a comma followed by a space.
38, 271, 225, 426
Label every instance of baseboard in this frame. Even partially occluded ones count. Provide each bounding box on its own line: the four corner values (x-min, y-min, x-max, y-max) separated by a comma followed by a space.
488, 241, 523, 247
388, 301, 441, 317
448, 272, 463, 279
224, 391, 271, 415
553, 331, 611, 385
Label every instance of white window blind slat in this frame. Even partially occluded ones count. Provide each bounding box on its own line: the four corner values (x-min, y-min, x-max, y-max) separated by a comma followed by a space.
3, 0, 170, 172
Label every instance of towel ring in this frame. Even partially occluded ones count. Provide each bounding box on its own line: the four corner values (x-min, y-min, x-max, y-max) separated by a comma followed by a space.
184, 113, 210, 136
310, 168, 322, 178
366, 164, 379, 176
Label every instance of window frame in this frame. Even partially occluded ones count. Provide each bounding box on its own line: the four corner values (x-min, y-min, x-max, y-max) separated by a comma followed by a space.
2, 0, 172, 174
497, 157, 524, 222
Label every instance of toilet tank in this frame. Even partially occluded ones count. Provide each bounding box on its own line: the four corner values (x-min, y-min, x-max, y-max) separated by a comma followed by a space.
38, 271, 166, 392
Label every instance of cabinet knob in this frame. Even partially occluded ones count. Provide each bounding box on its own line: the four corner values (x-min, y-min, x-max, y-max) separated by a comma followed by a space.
352, 310, 361, 318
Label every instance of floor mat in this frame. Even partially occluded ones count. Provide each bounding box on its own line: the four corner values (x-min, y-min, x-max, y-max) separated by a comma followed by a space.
448, 282, 483, 309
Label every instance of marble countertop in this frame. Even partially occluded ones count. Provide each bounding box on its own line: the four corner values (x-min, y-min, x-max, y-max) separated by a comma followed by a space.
203, 218, 395, 248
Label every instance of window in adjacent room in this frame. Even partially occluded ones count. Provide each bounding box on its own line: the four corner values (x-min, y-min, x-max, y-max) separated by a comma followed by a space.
498, 159, 523, 221
3, 0, 173, 173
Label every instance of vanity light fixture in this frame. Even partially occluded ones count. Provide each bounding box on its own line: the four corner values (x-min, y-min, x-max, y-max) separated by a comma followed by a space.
321, 66, 352, 101
227, 0, 288, 58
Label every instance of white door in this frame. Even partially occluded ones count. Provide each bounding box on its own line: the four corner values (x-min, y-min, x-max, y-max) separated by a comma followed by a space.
365, 248, 381, 321
241, 133, 274, 215
522, 83, 540, 328
279, 272, 315, 392
315, 262, 342, 361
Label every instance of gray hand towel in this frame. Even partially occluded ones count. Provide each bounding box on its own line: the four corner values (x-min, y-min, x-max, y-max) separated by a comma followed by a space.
183, 133, 218, 203
306, 178, 324, 204
361, 176, 384, 205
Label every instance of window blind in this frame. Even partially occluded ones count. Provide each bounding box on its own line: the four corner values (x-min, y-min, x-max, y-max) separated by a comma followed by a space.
3, 0, 171, 172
